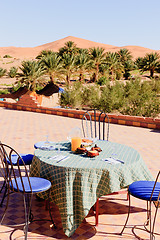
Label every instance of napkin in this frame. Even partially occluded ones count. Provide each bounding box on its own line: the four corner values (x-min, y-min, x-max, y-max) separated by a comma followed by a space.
101, 157, 124, 164
49, 155, 69, 163
39, 145, 56, 150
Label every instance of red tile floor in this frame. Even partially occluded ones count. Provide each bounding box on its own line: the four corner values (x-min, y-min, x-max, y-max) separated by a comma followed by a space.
0, 107, 160, 239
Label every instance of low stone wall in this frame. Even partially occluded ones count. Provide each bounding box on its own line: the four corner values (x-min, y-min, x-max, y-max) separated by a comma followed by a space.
0, 101, 160, 129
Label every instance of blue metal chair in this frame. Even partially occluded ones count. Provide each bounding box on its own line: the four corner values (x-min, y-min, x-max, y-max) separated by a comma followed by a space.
0, 152, 34, 207
120, 171, 160, 240
0, 142, 56, 240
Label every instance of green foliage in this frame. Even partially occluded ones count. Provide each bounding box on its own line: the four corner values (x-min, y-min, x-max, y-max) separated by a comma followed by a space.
75, 50, 92, 81
8, 67, 18, 78
11, 81, 22, 92
60, 82, 82, 108
62, 52, 76, 84
99, 81, 125, 112
136, 53, 160, 78
105, 52, 124, 81
58, 41, 79, 57
40, 52, 63, 83
0, 68, 7, 77
97, 76, 108, 86
89, 47, 106, 82
60, 79, 160, 117
36, 50, 54, 59
60, 82, 101, 109
117, 48, 134, 80
6, 61, 14, 64
18, 60, 45, 91
121, 79, 160, 117
3, 54, 12, 58
0, 89, 10, 94
81, 85, 101, 109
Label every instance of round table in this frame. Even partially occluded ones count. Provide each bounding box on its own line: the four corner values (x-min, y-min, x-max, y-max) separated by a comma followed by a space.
30, 140, 153, 237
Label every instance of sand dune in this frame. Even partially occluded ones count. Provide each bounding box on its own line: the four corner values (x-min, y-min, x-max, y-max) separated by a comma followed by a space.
37, 36, 158, 59
0, 36, 159, 59
36, 36, 117, 52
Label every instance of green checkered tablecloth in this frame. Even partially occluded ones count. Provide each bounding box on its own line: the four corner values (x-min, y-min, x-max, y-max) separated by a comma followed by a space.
30, 140, 153, 237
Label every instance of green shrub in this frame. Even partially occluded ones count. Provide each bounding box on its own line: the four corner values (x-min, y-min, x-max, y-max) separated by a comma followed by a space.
11, 81, 22, 92
97, 76, 108, 86
6, 61, 14, 64
0, 68, 7, 77
121, 79, 160, 117
0, 89, 10, 94
3, 54, 12, 58
60, 82, 83, 108
60, 82, 101, 109
99, 82, 125, 113
8, 67, 18, 78
60, 78, 160, 117
81, 85, 101, 109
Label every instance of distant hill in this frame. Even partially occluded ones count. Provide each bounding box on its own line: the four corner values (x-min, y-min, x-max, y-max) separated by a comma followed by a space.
0, 36, 159, 60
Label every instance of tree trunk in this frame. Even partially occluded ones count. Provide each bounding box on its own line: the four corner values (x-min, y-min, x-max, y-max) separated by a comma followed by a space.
66, 74, 70, 85
111, 69, 114, 81
95, 64, 99, 82
50, 73, 55, 83
150, 69, 154, 78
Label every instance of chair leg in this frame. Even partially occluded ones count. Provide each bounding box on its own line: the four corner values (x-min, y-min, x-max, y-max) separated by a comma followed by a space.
23, 194, 33, 240
151, 203, 159, 240
120, 193, 131, 235
48, 190, 56, 229
0, 188, 10, 225
95, 198, 99, 226
0, 185, 8, 207
0, 167, 12, 206
0, 180, 6, 193
146, 201, 150, 225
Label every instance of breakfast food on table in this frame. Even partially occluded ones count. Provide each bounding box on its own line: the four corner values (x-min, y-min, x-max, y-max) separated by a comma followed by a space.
76, 145, 87, 154
91, 144, 102, 152
87, 150, 99, 157
82, 138, 93, 144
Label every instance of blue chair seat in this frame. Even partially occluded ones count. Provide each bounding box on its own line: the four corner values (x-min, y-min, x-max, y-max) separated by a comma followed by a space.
7, 154, 33, 166
10, 177, 51, 193
129, 181, 160, 201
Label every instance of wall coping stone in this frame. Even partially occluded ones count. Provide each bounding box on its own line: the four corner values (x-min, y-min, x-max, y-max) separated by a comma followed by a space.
0, 101, 160, 129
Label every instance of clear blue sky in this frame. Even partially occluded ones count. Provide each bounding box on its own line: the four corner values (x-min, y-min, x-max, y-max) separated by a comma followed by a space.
1, 0, 160, 50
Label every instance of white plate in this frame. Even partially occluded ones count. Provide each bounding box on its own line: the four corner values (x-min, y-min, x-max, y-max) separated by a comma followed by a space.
81, 137, 98, 147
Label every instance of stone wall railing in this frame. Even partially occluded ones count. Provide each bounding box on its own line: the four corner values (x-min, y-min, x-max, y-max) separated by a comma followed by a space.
0, 101, 160, 129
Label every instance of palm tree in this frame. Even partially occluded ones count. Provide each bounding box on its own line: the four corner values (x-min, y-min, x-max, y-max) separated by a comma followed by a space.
75, 49, 92, 81
105, 52, 124, 81
117, 48, 134, 80
40, 52, 63, 83
18, 60, 45, 91
62, 52, 76, 84
89, 47, 106, 82
36, 50, 54, 59
135, 57, 143, 69
137, 52, 160, 78
59, 41, 79, 56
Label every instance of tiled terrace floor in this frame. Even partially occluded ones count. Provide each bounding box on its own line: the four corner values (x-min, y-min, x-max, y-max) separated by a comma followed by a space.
0, 107, 160, 239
